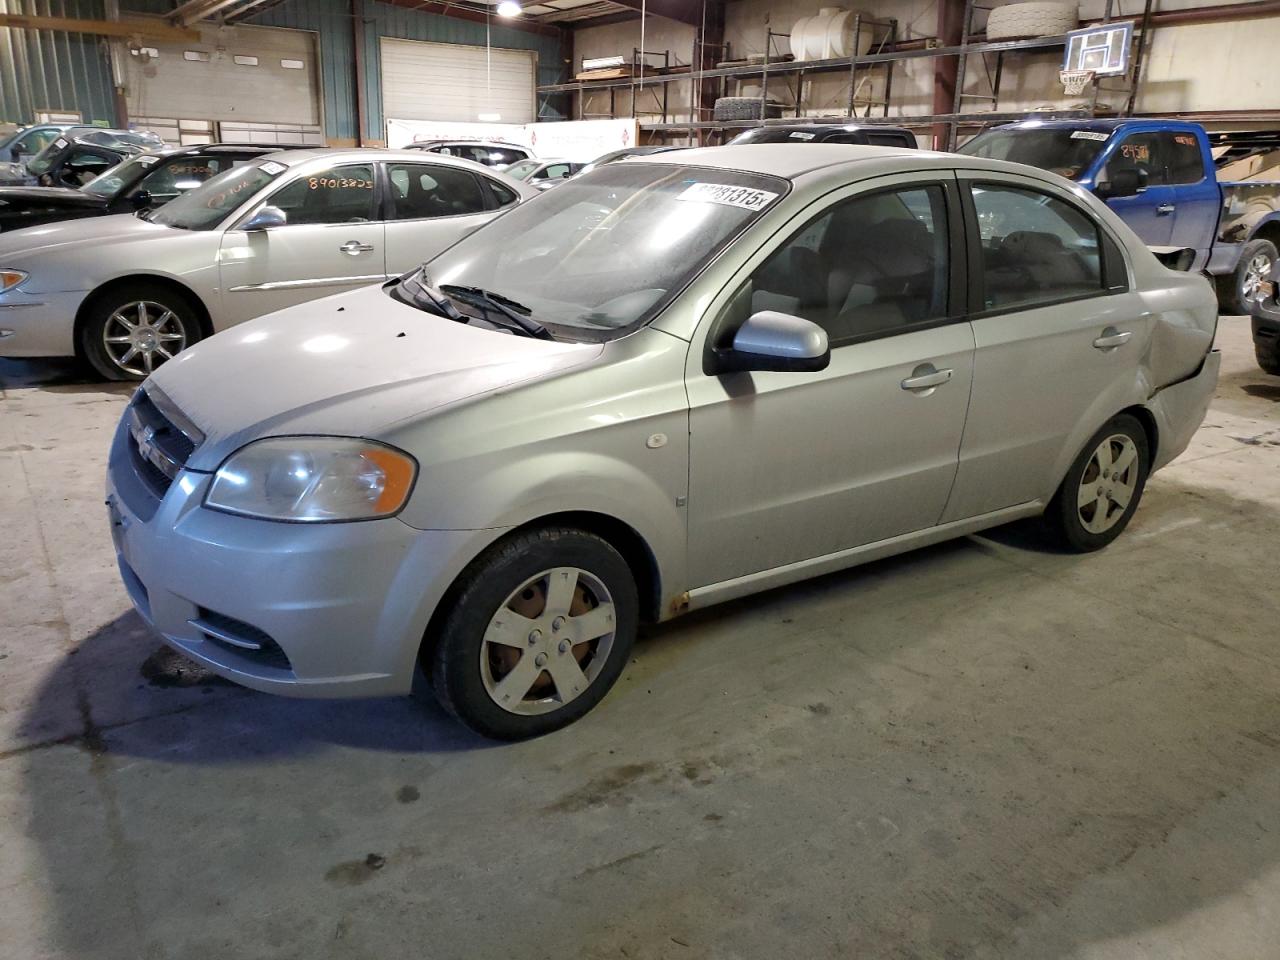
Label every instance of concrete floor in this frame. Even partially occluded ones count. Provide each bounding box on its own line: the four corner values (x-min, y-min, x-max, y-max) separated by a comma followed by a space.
1, 317, 1278, 960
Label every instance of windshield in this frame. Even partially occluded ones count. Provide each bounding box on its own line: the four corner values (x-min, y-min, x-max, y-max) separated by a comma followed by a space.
25, 138, 67, 176
150, 161, 283, 230
958, 127, 1110, 180
413, 163, 787, 340
81, 155, 154, 198
504, 159, 540, 181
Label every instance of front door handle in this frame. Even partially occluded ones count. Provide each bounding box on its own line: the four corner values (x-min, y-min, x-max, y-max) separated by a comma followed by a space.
340, 240, 375, 255
1093, 328, 1133, 350
901, 364, 953, 393
1156, 203, 1176, 215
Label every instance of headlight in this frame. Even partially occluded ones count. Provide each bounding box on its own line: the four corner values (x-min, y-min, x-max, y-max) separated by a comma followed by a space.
204, 437, 417, 522
0, 270, 27, 293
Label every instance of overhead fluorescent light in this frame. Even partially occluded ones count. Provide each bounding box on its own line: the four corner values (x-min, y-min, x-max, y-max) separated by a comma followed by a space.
497, 0, 521, 16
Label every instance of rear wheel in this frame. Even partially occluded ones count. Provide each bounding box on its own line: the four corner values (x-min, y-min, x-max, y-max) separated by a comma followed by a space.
1256, 337, 1280, 376
1045, 414, 1151, 552
1216, 238, 1277, 316
427, 527, 638, 740
80, 282, 203, 381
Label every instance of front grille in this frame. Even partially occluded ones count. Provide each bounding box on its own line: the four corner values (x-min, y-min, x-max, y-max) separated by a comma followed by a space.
191, 608, 292, 672
126, 387, 203, 499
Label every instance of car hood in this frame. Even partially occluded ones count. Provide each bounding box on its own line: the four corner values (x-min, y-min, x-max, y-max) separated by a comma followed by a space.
0, 185, 106, 212
0, 212, 172, 263
151, 284, 604, 471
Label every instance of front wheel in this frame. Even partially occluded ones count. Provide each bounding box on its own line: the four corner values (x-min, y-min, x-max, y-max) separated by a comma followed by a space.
1217, 238, 1277, 316
80, 282, 203, 381
427, 527, 638, 740
1045, 414, 1151, 552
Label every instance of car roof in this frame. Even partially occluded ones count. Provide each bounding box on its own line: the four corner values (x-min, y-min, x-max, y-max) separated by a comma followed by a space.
988, 118, 1204, 133
253, 147, 528, 172
407, 139, 527, 148
627, 143, 924, 180
752, 122, 915, 135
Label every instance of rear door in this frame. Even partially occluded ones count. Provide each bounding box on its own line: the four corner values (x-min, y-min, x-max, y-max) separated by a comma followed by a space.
218, 161, 384, 325
1098, 131, 1175, 246
944, 172, 1150, 521
1161, 131, 1221, 267
382, 162, 507, 277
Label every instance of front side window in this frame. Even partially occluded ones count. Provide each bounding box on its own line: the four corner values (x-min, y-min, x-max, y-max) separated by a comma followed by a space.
1103, 132, 1167, 187
150, 162, 284, 230
416, 163, 787, 340
16, 128, 58, 156
1162, 132, 1205, 184
723, 185, 949, 345
387, 163, 486, 219
266, 164, 376, 226
534, 163, 572, 181
959, 128, 1110, 181
971, 183, 1104, 310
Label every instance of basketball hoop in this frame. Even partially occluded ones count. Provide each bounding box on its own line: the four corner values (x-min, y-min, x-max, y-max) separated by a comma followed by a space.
1060, 69, 1095, 96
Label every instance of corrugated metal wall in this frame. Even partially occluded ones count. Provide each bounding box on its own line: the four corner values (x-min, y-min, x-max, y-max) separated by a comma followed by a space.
243, 0, 567, 143
0, 0, 115, 125
6, 0, 566, 139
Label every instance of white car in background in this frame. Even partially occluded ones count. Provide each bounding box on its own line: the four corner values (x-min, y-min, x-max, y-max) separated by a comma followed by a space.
502, 157, 586, 190
0, 149, 536, 379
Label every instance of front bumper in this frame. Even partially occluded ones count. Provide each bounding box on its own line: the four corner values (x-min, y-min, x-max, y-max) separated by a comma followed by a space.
105, 417, 500, 698
1149, 349, 1222, 472
0, 287, 87, 357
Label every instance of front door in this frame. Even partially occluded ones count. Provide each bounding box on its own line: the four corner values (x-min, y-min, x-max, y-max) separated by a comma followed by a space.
944, 173, 1152, 521
1099, 131, 1176, 246
382, 161, 498, 277
218, 161, 385, 326
685, 176, 975, 587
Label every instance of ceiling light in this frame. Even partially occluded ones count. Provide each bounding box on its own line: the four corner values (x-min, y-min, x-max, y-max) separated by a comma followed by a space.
497, 0, 521, 17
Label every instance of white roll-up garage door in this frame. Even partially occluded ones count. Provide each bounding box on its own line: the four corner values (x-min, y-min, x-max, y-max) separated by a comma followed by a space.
123, 21, 321, 128
381, 38, 536, 124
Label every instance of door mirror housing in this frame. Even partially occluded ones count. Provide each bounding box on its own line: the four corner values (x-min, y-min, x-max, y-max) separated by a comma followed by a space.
129, 189, 153, 210
1097, 166, 1147, 199
714, 310, 831, 374
242, 205, 287, 232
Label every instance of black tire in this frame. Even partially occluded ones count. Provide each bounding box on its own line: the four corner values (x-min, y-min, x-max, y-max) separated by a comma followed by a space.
80, 281, 203, 381
427, 527, 638, 740
1256, 338, 1280, 376
1216, 238, 1277, 316
1045, 413, 1151, 553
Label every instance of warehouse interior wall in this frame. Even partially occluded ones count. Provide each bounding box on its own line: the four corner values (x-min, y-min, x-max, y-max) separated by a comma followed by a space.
0, 0, 117, 126
571, 0, 1280, 136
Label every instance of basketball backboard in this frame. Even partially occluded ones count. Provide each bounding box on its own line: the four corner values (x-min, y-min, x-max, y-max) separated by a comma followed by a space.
1062, 21, 1134, 77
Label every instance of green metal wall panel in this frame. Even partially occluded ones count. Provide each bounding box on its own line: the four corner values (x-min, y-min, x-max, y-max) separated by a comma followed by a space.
0, 0, 116, 125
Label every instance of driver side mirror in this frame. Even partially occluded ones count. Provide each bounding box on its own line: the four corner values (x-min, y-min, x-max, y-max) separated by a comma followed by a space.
1097, 166, 1147, 199
129, 190, 153, 210
713, 310, 831, 374
242, 205, 287, 232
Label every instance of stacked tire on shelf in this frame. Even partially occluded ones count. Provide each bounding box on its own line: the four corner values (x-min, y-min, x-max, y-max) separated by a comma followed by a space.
985, 2, 1079, 39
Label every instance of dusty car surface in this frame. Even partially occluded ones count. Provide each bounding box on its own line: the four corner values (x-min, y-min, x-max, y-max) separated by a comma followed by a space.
0, 148, 535, 379
104, 145, 1220, 739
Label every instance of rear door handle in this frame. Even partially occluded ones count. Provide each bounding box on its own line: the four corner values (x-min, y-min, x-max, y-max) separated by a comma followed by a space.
1093, 328, 1132, 350
340, 240, 375, 255
901, 364, 953, 392
1156, 203, 1176, 215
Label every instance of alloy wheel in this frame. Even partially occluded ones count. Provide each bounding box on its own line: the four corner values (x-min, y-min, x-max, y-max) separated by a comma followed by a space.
101, 300, 187, 377
1243, 252, 1274, 305
479, 567, 617, 716
1076, 433, 1140, 534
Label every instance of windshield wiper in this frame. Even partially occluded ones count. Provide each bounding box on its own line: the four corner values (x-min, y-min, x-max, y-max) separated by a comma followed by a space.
402, 274, 466, 321
440, 284, 552, 340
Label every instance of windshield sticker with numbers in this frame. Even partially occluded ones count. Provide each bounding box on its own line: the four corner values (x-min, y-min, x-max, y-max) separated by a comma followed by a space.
676, 182, 779, 211
258, 160, 287, 176
137, 155, 159, 165
788, 131, 816, 140
52, 138, 68, 151
1070, 131, 1110, 141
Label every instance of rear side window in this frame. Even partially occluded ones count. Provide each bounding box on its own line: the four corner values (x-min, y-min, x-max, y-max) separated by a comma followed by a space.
969, 184, 1105, 310
386, 163, 487, 219
1163, 132, 1205, 184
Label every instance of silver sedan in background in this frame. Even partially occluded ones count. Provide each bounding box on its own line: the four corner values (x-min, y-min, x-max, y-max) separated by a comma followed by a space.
0, 149, 536, 378
105, 145, 1220, 739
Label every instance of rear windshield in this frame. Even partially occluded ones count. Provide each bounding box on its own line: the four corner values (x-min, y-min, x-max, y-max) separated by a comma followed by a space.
958, 128, 1110, 180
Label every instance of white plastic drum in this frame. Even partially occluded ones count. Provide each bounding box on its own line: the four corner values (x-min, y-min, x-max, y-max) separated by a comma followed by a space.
790, 7, 875, 62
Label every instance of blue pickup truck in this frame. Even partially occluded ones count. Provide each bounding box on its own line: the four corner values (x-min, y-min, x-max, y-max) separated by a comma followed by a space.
958, 119, 1280, 316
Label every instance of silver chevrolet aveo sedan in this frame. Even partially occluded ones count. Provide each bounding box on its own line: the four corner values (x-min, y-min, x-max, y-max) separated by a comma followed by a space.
105, 145, 1220, 739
